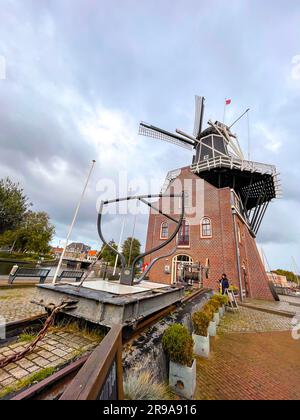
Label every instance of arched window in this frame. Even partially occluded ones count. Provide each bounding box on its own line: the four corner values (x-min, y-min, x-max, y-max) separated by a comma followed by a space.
160, 222, 169, 239
201, 217, 212, 238
178, 219, 190, 246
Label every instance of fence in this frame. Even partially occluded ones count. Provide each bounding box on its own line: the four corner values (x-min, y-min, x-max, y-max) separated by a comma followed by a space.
60, 324, 123, 400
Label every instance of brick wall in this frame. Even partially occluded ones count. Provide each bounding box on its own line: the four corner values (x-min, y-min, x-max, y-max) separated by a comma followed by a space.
144, 166, 274, 300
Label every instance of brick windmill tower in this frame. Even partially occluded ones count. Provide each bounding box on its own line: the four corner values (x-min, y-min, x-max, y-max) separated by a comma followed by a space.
139, 97, 280, 300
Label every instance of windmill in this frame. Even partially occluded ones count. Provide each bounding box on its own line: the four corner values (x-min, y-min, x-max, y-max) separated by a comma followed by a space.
139, 96, 281, 236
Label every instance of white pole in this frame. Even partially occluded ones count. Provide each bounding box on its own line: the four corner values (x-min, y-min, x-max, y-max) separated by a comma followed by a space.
113, 217, 126, 276
292, 256, 300, 286
247, 111, 251, 161
52, 160, 96, 284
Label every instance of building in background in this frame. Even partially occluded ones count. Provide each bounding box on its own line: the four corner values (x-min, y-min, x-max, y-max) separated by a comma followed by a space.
51, 247, 64, 259
87, 250, 98, 262
64, 242, 91, 260
267, 272, 289, 288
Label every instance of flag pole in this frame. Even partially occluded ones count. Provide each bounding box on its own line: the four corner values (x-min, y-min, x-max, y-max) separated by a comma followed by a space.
223, 99, 226, 123
52, 160, 96, 285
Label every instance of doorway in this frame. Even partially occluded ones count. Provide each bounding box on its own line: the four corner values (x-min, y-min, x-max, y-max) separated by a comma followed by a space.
172, 254, 193, 284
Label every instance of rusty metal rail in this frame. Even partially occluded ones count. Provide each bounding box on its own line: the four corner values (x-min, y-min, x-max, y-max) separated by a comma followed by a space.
2, 314, 47, 341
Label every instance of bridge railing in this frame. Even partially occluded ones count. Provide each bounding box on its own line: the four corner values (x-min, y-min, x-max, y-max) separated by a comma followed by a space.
60, 324, 123, 400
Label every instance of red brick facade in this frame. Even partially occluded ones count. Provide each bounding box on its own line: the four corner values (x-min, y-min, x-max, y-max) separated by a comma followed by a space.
145, 167, 273, 300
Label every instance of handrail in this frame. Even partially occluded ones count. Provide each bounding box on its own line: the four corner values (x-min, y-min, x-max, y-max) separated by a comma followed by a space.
60, 324, 123, 400
191, 156, 276, 176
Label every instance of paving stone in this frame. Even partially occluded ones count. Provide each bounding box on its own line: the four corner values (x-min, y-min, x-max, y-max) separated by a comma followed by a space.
1, 350, 15, 357
49, 355, 60, 362
1, 377, 15, 387
219, 307, 292, 334
10, 367, 28, 380
16, 359, 34, 369
0, 287, 43, 322
195, 306, 300, 400
27, 365, 40, 374
0, 371, 10, 382
34, 357, 50, 368
37, 350, 53, 359
26, 354, 38, 361
52, 349, 67, 357
5, 363, 18, 371
42, 344, 55, 352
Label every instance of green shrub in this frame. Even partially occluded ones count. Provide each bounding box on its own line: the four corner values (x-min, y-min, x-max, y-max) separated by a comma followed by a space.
229, 285, 239, 294
208, 299, 220, 312
211, 294, 228, 306
203, 303, 214, 321
192, 311, 210, 337
162, 324, 194, 367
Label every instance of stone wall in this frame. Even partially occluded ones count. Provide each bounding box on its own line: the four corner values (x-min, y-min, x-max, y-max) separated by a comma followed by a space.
123, 290, 212, 382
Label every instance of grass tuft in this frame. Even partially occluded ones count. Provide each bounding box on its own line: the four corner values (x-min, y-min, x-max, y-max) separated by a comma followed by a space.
0, 367, 55, 399
18, 330, 38, 343
51, 320, 105, 343
124, 365, 172, 400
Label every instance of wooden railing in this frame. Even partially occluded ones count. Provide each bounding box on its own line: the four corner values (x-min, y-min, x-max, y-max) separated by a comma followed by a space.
60, 324, 123, 400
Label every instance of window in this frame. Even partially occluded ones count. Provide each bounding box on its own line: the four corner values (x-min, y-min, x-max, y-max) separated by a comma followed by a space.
201, 217, 212, 238
178, 220, 190, 246
179, 191, 191, 209
160, 222, 169, 239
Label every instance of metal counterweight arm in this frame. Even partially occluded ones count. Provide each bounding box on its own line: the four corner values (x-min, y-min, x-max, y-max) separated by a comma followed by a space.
132, 192, 185, 276
97, 201, 127, 272
134, 245, 178, 285
97, 192, 185, 286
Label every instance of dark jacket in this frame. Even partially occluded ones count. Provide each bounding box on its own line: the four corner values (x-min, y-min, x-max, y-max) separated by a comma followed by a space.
221, 278, 229, 294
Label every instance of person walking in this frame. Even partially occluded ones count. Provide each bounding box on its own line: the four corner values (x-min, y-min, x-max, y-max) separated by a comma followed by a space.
219, 273, 230, 295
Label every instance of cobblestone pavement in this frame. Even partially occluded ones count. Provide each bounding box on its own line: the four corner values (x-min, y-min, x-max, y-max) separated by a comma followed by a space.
195, 306, 300, 400
244, 296, 300, 316
219, 306, 293, 334
0, 288, 44, 322
195, 330, 300, 400
0, 330, 99, 397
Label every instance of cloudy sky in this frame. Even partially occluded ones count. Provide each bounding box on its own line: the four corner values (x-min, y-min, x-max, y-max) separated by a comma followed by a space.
0, 0, 299, 271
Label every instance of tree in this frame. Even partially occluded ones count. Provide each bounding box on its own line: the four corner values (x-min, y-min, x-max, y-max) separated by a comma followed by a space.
0, 229, 17, 249
100, 240, 119, 266
122, 237, 141, 266
0, 177, 31, 234
0, 211, 55, 254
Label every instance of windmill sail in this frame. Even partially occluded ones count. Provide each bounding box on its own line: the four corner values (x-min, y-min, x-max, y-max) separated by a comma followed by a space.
193, 96, 205, 139
139, 122, 194, 151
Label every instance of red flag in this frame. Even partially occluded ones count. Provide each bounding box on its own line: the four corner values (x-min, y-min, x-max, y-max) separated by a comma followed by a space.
225, 99, 231, 105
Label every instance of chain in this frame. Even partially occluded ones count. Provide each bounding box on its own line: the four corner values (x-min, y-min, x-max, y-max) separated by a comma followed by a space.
0, 302, 70, 370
